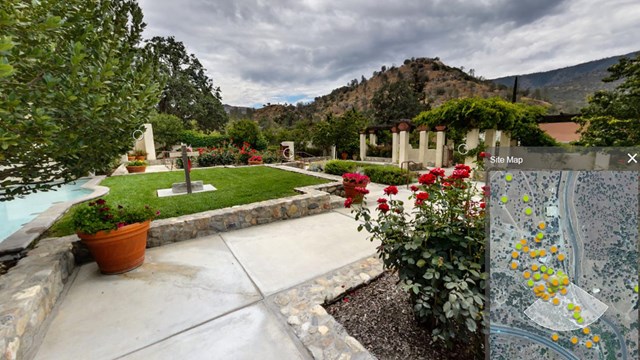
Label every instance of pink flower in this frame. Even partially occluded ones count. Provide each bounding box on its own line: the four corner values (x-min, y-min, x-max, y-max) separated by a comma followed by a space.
377, 198, 387, 204
418, 173, 436, 185
378, 203, 390, 213
344, 198, 354, 208
383, 185, 398, 195
451, 168, 470, 179
429, 168, 445, 177
117, 222, 126, 229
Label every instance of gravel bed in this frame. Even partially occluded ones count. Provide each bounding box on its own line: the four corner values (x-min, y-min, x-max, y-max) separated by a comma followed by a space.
325, 271, 484, 360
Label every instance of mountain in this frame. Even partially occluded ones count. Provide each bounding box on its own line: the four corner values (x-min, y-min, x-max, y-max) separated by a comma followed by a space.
248, 57, 510, 125
492, 51, 639, 113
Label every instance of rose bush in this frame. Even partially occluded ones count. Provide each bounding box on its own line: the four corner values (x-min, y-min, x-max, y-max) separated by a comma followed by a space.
349, 164, 487, 344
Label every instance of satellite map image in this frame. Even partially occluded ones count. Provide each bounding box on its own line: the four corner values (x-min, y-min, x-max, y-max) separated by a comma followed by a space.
489, 170, 639, 360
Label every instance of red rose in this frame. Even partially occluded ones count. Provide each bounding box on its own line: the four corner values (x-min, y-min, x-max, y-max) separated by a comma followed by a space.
479, 151, 490, 158
416, 192, 429, 201
378, 203, 390, 213
344, 198, 353, 208
418, 173, 436, 185
355, 187, 369, 195
383, 186, 398, 195
377, 198, 387, 204
429, 168, 445, 177
410, 185, 419, 192
480, 202, 486, 209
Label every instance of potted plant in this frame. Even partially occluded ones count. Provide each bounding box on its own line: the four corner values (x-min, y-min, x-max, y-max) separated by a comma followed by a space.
133, 149, 147, 160
127, 152, 136, 161
72, 199, 159, 274
248, 155, 263, 165
342, 172, 370, 204
126, 160, 147, 173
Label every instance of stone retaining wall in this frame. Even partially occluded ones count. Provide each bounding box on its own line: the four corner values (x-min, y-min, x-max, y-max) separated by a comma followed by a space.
0, 174, 343, 360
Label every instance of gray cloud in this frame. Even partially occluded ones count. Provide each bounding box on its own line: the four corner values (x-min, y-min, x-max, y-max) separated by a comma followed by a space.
138, 0, 640, 106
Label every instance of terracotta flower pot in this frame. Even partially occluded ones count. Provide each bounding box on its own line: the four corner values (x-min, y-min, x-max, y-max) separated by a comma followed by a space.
126, 166, 146, 173
77, 221, 150, 274
343, 181, 367, 203
248, 160, 263, 165
127, 155, 136, 161
135, 155, 146, 160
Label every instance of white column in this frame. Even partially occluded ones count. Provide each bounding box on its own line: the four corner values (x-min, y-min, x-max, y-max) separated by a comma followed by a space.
330, 146, 337, 160
134, 123, 156, 160
484, 129, 497, 149
399, 130, 409, 165
369, 132, 377, 146
499, 131, 512, 158
435, 128, 446, 168
359, 133, 366, 161
391, 131, 399, 164
464, 128, 480, 167
419, 130, 427, 165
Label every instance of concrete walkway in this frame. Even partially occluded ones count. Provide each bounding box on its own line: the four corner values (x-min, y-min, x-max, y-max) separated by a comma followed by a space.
33, 184, 417, 360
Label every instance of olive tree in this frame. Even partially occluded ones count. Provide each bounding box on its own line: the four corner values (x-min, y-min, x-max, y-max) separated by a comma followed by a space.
0, 0, 161, 201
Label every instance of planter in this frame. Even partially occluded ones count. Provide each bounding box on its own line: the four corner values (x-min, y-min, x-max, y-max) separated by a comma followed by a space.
77, 221, 150, 274
126, 165, 147, 173
135, 155, 146, 160
341, 152, 348, 160
343, 181, 367, 203
127, 155, 136, 161
248, 160, 263, 165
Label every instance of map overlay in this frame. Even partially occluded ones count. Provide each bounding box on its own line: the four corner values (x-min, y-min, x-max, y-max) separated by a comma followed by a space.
489, 170, 639, 360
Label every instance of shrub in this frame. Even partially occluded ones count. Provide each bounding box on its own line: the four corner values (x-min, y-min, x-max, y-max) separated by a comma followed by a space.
349, 165, 486, 345
261, 150, 280, 164
226, 119, 267, 150
324, 160, 356, 176
148, 113, 184, 150
196, 148, 236, 167
179, 130, 229, 148
363, 166, 413, 185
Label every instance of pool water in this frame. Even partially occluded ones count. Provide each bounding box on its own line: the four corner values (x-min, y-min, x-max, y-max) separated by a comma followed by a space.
0, 179, 92, 243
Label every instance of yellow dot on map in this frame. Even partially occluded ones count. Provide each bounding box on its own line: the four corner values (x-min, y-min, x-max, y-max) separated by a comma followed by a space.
558, 254, 565, 261
550, 245, 558, 253
551, 333, 559, 341
512, 251, 519, 259
530, 250, 537, 258
510, 262, 518, 270
520, 239, 527, 245
543, 273, 549, 280
574, 306, 581, 312
539, 249, 547, 257
583, 327, 590, 335
552, 298, 560, 305
533, 273, 541, 281
562, 278, 569, 285
551, 278, 559, 286
560, 288, 568, 295
525, 207, 533, 215
501, 196, 509, 203
523, 271, 531, 279
567, 303, 575, 310
536, 232, 544, 240
586, 340, 593, 349
540, 265, 547, 272
523, 194, 530, 202
538, 222, 546, 230
531, 264, 539, 271
523, 246, 530, 252
593, 335, 600, 343
570, 336, 578, 344
505, 173, 513, 181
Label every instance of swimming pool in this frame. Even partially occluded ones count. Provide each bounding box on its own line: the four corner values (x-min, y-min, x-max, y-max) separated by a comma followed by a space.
0, 179, 93, 244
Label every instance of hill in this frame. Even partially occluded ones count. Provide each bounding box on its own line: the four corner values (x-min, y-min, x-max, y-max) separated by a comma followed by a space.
247, 57, 510, 125
492, 51, 639, 112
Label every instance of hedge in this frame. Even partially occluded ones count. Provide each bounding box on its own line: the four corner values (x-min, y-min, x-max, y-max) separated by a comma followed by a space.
324, 160, 357, 175
179, 130, 229, 148
363, 166, 414, 185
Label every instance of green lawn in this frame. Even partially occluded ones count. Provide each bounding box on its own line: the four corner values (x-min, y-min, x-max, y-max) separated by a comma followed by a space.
48, 166, 330, 237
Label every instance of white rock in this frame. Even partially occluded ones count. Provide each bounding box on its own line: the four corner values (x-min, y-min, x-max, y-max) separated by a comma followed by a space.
318, 325, 329, 335
287, 315, 301, 326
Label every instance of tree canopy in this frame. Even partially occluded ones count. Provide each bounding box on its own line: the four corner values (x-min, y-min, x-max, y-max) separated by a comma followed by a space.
575, 53, 640, 146
145, 36, 228, 131
413, 97, 556, 146
0, 0, 160, 201
371, 80, 425, 125
312, 109, 369, 154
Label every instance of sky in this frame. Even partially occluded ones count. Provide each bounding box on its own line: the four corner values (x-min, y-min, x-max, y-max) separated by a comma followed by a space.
138, 0, 640, 108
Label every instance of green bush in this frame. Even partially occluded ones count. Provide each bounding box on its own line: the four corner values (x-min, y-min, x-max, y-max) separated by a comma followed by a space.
226, 119, 267, 150
196, 148, 236, 167
179, 130, 229, 148
363, 166, 413, 185
324, 160, 356, 175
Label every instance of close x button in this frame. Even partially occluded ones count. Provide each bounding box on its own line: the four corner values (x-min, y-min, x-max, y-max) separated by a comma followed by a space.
628, 153, 638, 164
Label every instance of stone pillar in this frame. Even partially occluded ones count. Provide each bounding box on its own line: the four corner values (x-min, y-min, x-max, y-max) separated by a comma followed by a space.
435, 125, 446, 168
464, 128, 480, 167
391, 127, 399, 164
418, 125, 428, 166
359, 132, 367, 161
330, 145, 337, 160
484, 129, 498, 149
398, 122, 410, 166
499, 131, 512, 158
134, 123, 157, 160
368, 130, 377, 146
281, 141, 295, 161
